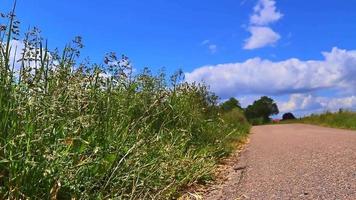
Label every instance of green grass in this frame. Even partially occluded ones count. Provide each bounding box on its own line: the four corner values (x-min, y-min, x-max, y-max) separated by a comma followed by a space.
299, 110, 356, 130
0, 8, 250, 199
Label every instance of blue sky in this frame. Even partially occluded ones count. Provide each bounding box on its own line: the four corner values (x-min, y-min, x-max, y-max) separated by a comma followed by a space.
2, 0, 356, 116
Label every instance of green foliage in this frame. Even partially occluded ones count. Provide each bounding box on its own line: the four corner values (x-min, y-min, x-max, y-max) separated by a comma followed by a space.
300, 110, 356, 130
219, 108, 250, 155
245, 96, 279, 124
220, 97, 242, 112
247, 117, 265, 125
282, 112, 296, 120
0, 9, 250, 199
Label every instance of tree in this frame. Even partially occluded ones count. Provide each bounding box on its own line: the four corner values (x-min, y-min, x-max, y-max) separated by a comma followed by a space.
282, 112, 296, 120
220, 97, 242, 112
245, 96, 279, 123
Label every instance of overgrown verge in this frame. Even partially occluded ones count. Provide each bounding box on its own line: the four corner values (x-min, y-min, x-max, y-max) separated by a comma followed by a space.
0, 8, 250, 199
299, 110, 356, 130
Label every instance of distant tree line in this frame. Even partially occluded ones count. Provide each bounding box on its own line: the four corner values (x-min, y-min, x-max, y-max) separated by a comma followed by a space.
220, 96, 294, 125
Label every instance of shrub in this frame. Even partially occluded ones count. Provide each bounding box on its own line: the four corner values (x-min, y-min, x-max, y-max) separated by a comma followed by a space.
282, 112, 296, 120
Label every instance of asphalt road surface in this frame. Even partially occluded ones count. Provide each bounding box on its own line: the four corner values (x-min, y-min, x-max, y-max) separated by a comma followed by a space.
206, 124, 356, 200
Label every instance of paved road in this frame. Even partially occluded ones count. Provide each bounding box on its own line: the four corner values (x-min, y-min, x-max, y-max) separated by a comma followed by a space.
205, 124, 356, 200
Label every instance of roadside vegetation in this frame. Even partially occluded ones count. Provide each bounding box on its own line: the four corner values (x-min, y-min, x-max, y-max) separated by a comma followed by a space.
0, 6, 250, 199
299, 110, 356, 130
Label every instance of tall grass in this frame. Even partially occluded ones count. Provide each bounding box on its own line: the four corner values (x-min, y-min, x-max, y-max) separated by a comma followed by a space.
300, 110, 356, 130
0, 8, 250, 199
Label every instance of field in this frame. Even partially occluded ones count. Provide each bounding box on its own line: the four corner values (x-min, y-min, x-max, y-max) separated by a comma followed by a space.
0, 10, 250, 199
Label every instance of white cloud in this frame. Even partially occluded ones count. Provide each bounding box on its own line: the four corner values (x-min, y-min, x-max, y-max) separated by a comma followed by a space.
208, 44, 217, 54
325, 96, 356, 111
8, 40, 24, 67
279, 94, 322, 113
244, 26, 280, 49
201, 40, 218, 54
4, 40, 32, 72
201, 40, 210, 46
244, 0, 283, 50
279, 94, 356, 114
250, 0, 283, 26
7, 39, 54, 71
185, 47, 356, 99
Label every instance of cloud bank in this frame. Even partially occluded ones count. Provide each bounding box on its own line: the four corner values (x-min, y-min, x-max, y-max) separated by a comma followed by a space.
186, 47, 356, 97
279, 94, 356, 114
186, 47, 356, 114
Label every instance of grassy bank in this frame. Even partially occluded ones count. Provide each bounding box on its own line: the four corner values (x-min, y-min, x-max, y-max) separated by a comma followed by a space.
0, 9, 250, 199
299, 110, 356, 130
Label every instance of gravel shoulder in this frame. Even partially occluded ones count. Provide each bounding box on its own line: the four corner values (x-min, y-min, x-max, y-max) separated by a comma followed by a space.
202, 124, 356, 200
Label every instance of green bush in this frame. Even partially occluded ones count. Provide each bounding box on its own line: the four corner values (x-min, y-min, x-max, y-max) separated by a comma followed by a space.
0, 10, 250, 199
